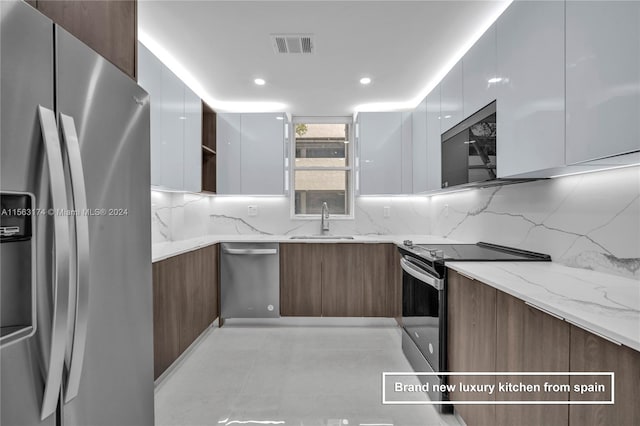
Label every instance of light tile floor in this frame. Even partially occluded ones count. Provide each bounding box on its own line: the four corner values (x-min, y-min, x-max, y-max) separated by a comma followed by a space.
155, 321, 462, 426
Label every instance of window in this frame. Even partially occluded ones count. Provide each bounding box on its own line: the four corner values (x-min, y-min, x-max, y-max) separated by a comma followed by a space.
291, 117, 353, 217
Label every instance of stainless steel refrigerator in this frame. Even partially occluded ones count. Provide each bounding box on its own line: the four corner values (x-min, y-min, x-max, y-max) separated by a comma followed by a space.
1, 1, 154, 425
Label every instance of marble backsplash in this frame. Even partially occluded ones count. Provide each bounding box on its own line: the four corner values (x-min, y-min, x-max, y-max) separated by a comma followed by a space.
151, 193, 431, 242
428, 166, 640, 279
152, 165, 639, 279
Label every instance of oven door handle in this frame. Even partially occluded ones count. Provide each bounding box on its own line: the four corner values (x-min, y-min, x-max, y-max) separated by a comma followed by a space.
401, 258, 444, 291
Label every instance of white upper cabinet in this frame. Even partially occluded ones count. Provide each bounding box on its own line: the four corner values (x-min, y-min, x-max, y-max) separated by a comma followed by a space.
283, 115, 291, 194
565, 0, 640, 164
217, 113, 242, 194
359, 112, 412, 194
412, 97, 428, 193
426, 85, 442, 191
240, 113, 285, 195
137, 44, 162, 187
463, 24, 497, 118
160, 68, 185, 190
440, 60, 463, 133
138, 43, 202, 192
496, 0, 565, 178
359, 112, 401, 194
217, 113, 285, 195
401, 112, 414, 193
182, 86, 202, 193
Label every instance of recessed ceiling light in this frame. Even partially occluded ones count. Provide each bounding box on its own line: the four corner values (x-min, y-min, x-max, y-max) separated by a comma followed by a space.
254, 78, 266, 86
487, 77, 503, 84
275, 116, 284, 120
359, 77, 372, 85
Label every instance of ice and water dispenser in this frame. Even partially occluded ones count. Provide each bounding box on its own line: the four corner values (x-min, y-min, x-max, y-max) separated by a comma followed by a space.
0, 192, 36, 346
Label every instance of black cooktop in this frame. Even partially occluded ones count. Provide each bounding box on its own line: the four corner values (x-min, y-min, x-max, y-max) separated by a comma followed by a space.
403, 242, 551, 262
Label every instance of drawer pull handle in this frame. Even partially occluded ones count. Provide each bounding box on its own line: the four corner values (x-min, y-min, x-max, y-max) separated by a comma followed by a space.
524, 301, 564, 321
564, 319, 622, 346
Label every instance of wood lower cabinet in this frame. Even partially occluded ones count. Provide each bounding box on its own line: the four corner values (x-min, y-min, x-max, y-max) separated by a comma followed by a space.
496, 292, 570, 426
32, 0, 137, 79
363, 244, 400, 317
280, 243, 400, 317
180, 250, 203, 353
322, 244, 364, 317
202, 245, 219, 328
152, 244, 219, 379
448, 270, 497, 426
390, 243, 403, 319
362, 244, 390, 317
569, 325, 640, 426
449, 272, 571, 426
280, 243, 323, 316
179, 245, 219, 352
152, 256, 182, 380
448, 268, 640, 426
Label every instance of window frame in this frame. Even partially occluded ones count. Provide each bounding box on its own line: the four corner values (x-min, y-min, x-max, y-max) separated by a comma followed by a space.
289, 116, 355, 219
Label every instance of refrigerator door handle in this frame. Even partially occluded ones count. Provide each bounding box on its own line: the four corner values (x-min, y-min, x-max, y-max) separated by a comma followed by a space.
59, 114, 90, 403
37, 106, 72, 420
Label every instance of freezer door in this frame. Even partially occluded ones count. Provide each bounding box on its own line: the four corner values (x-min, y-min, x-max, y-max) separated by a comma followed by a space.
0, 1, 58, 426
54, 28, 154, 426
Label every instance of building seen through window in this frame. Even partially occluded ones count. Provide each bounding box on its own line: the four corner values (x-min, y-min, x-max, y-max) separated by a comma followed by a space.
293, 122, 351, 215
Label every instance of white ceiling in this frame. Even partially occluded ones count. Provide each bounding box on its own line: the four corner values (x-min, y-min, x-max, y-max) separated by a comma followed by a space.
138, 0, 511, 117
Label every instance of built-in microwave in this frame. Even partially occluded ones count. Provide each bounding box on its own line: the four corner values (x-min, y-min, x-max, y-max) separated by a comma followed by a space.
441, 101, 496, 188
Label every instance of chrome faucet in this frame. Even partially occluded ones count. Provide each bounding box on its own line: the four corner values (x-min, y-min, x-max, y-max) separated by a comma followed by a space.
321, 202, 330, 234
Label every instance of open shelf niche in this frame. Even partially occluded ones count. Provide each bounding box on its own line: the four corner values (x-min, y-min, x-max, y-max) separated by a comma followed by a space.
201, 101, 216, 193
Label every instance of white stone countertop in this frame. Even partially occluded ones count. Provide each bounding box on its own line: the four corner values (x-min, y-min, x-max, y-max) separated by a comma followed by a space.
151, 234, 460, 262
446, 261, 640, 352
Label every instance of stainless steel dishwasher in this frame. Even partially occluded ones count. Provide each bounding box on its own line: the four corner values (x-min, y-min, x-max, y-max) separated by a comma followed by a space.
220, 242, 280, 320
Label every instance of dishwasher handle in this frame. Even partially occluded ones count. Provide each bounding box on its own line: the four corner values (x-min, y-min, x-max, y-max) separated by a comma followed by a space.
222, 248, 278, 255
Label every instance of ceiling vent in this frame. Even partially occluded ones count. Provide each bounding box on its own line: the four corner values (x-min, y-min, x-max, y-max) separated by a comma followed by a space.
271, 34, 314, 54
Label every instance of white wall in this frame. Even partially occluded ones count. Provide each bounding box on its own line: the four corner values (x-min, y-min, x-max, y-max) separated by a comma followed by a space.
152, 166, 640, 279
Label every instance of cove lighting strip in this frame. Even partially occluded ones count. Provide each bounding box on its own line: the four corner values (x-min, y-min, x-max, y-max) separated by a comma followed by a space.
138, 31, 288, 113
354, 0, 514, 113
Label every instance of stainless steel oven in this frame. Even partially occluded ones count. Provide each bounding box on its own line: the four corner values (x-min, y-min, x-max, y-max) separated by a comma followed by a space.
400, 254, 450, 411
398, 241, 551, 412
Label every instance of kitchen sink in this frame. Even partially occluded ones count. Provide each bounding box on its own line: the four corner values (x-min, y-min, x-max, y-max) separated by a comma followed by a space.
289, 235, 355, 240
